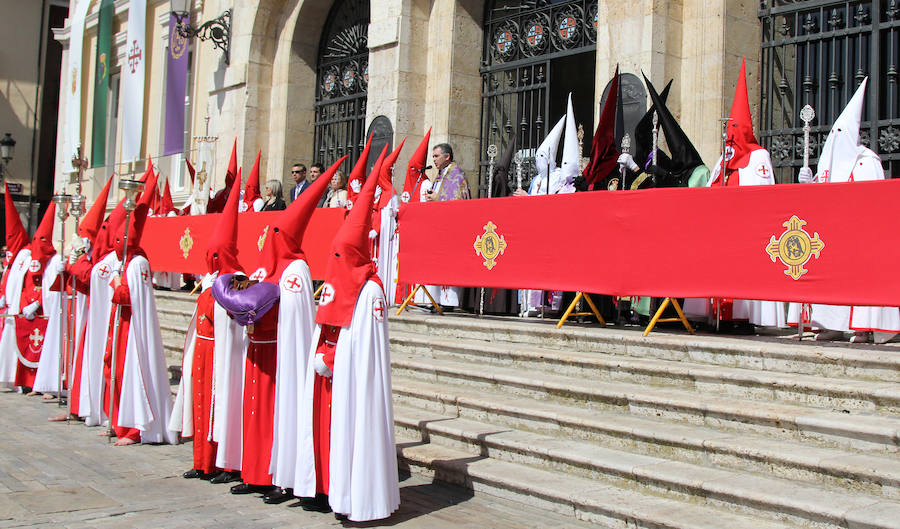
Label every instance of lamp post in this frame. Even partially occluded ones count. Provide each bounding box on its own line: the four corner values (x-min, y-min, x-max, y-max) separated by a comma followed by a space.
51, 193, 71, 408
170, 0, 232, 65
0, 133, 15, 181
106, 177, 143, 441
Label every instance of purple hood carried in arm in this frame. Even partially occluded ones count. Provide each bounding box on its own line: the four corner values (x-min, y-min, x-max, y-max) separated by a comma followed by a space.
211, 273, 281, 326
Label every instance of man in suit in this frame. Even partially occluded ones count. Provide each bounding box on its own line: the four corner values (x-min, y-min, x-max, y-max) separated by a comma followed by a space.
289, 163, 310, 202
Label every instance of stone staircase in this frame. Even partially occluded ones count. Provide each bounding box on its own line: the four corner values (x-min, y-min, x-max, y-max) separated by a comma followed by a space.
154, 290, 900, 528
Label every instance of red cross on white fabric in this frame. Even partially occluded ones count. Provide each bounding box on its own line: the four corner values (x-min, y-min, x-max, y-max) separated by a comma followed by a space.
756, 164, 770, 177
284, 274, 303, 293
29, 328, 43, 348
319, 283, 335, 306
28, 260, 41, 273
372, 298, 385, 322
98, 265, 111, 278
140, 269, 149, 282
250, 268, 267, 281
128, 40, 142, 74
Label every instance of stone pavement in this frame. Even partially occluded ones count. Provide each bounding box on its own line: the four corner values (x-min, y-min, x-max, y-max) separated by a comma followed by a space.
0, 389, 596, 529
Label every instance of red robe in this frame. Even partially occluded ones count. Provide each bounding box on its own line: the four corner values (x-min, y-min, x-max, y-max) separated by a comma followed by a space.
191, 289, 218, 473
102, 268, 140, 442
312, 324, 340, 495
67, 255, 93, 416
241, 305, 278, 486
14, 277, 44, 388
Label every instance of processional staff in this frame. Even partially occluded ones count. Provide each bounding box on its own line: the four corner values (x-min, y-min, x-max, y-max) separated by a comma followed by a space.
64, 147, 88, 418
479, 144, 498, 317
106, 169, 144, 441
51, 193, 71, 409
798, 104, 816, 341
619, 133, 631, 192
715, 117, 733, 332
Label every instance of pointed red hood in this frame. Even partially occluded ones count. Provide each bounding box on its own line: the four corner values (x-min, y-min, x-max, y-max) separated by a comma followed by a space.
225, 139, 237, 188
4, 184, 29, 261
724, 58, 761, 172
92, 197, 125, 261
205, 175, 242, 275
316, 146, 387, 327
256, 156, 349, 282
137, 162, 160, 211
78, 175, 114, 240
241, 150, 262, 212
583, 66, 620, 188
186, 158, 196, 186
346, 135, 373, 209
113, 203, 150, 261
159, 178, 175, 216
28, 202, 57, 278
401, 128, 431, 205
377, 138, 405, 210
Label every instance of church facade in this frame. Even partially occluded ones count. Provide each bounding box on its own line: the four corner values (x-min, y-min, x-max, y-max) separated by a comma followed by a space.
51, 0, 899, 215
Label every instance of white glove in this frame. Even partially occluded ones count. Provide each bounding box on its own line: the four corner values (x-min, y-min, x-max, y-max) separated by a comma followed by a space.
22, 301, 40, 320
797, 166, 814, 183
0, 295, 6, 308
68, 252, 78, 265
617, 153, 639, 171
313, 353, 333, 378
55, 260, 66, 274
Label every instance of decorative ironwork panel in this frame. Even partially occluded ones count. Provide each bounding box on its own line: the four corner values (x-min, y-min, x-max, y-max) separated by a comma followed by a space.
314, 0, 369, 169
479, 0, 597, 196
759, 0, 900, 181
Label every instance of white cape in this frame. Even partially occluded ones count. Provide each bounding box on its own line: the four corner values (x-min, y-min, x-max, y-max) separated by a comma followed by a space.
79, 251, 117, 426
269, 260, 316, 489
33, 254, 64, 394
0, 249, 30, 385
116, 255, 176, 444
212, 289, 247, 470
296, 280, 399, 522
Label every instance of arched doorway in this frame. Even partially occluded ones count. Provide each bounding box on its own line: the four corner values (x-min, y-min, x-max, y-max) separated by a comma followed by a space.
313, 0, 370, 171
479, 0, 597, 195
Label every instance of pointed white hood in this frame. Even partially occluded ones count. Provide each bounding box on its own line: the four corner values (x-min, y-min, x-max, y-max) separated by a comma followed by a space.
560, 93, 580, 184
816, 77, 879, 182
535, 115, 565, 179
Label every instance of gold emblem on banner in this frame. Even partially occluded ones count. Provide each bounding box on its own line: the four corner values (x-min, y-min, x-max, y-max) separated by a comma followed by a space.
765, 216, 824, 280
258, 225, 269, 251
179, 227, 194, 259
473, 221, 507, 270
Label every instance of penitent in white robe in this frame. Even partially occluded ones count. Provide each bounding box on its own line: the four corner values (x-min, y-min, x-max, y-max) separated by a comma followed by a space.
269, 260, 316, 490
377, 195, 400, 305
212, 286, 248, 470
80, 251, 117, 426
33, 254, 64, 395
116, 255, 176, 444
0, 249, 30, 386
296, 280, 399, 522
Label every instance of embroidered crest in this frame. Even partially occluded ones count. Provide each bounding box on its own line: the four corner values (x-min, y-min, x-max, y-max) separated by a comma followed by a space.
28, 260, 41, 273
249, 268, 267, 282
473, 221, 508, 271
765, 216, 825, 280
319, 283, 335, 306
258, 225, 269, 251
283, 274, 304, 293
28, 328, 44, 351
400, 191, 411, 203
179, 227, 194, 259
239, 201, 249, 213
372, 297, 385, 322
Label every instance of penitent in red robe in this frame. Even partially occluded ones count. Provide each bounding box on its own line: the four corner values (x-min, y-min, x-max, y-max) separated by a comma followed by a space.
241, 304, 278, 486
311, 324, 340, 495
67, 255, 93, 416
102, 268, 140, 442
14, 277, 45, 388
191, 289, 218, 473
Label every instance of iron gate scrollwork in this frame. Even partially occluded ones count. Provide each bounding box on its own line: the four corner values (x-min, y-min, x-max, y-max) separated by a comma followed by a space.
480, 0, 597, 197
759, 0, 900, 182
314, 0, 369, 170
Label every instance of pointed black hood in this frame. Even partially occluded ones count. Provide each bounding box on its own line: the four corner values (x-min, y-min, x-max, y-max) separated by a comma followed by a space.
644, 74, 705, 186
633, 79, 672, 171
492, 131, 517, 197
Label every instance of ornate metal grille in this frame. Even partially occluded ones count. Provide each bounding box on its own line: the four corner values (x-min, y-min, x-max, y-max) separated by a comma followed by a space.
479, 0, 597, 196
313, 0, 369, 169
759, 0, 900, 182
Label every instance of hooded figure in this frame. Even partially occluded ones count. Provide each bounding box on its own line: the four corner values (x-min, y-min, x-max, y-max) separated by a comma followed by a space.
395, 131, 431, 304
104, 199, 176, 445
787, 78, 899, 343
262, 156, 348, 504
241, 150, 264, 212
14, 203, 56, 390
643, 75, 709, 188
0, 186, 32, 386
295, 150, 400, 522
346, 136, 373, 210
208, 139, 238, 213
530, 115, 565, 195
34, 202, 71, 397
584, 67, 621, 190
375, 139, 405, 298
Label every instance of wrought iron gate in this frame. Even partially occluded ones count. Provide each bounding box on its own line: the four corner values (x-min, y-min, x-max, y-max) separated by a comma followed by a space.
759, 0, 900, 182
479, 0, 597, 196
313, 0, 369, 169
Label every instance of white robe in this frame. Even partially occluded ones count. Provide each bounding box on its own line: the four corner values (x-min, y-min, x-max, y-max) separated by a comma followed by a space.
116, 255, 176, 444
79, 251, 117, 426
33, 254, 64, 394
296, 280, 399, 522
377, 195, 400, 304
212, 288, 247, 470
684, 149, 786, 327
269, 260, 316, 490
0, 249, 30, 385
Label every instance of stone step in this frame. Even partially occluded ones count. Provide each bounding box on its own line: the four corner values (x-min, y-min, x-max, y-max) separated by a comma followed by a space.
396, 434, 792, 529
394, 404, 900, 529
391, 354, 900, 452
391, 376, 900, 495
389, 313, 900, 383
392, 331, 900, 413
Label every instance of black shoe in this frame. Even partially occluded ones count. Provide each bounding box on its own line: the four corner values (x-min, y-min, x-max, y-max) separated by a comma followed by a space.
183, 469, 204, 479
210, 471, 241, 484
335, 513, 348, 521
299, 493, 331, 512
230, 483, 274, 495
262, 487, 294, 504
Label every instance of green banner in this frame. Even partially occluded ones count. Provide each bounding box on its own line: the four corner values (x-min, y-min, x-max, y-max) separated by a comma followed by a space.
90, 0, 113, 168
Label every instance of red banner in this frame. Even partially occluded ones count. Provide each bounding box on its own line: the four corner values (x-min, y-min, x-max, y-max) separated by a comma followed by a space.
143, 208, 345, 278
398, 180, 900, 306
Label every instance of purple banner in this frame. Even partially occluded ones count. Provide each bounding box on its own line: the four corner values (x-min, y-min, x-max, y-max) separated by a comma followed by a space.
163, 13, 189, 156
